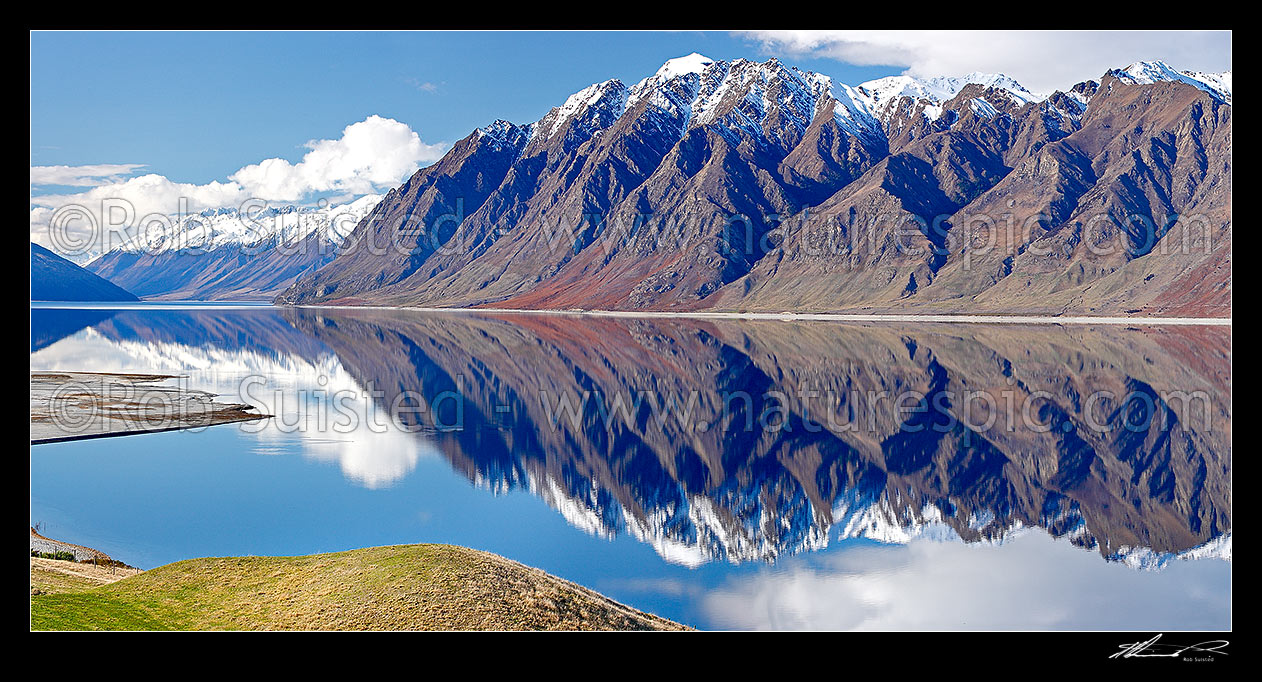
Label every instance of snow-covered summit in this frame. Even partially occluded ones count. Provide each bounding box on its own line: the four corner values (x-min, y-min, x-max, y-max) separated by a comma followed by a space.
500, 54, 1230, 164
655, 52, 715, 79
944, 72, 1043, 104
852, 71, 1044, 124
854, 75, 959, 109
1110, 60, 1232, 102
106, 194, 382, 259
565, 55, 1050, 144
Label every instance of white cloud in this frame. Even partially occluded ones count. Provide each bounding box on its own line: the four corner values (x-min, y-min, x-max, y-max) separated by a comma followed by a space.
32, 173, 247, 217
739, 30, 1232, 94
30, 175, 249, 262
30, 115, 446, 260
229, 115, 446, 202
30, 163, 147, 187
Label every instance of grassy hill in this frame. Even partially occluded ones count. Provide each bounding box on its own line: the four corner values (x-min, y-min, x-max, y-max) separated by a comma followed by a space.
30, 544, 687, 631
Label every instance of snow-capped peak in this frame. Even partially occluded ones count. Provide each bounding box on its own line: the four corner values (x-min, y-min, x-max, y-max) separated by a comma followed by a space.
679, 57, 858, 147
623, 58, 1046, 149
853, 71, 1045, 123
530, 78, 629, 143
655, 52, 716, 80
476, 119, 530, 150
854, 74, 958, 108
108, 194, 383, 258
485, 55, 1230, 162
1110, 60, 1232, 103
949, 72, 1044, 104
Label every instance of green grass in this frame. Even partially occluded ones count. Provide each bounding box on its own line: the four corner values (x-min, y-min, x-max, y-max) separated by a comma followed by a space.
31, 551, 77, 562
31, 544, 687, 631
31, 592, 186, 630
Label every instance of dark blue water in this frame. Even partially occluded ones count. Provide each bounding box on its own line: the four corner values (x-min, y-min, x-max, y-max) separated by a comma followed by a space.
29, 303, 1231, 630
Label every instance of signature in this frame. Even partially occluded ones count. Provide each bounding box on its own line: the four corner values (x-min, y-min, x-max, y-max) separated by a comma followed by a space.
1110, 634, 1229, 659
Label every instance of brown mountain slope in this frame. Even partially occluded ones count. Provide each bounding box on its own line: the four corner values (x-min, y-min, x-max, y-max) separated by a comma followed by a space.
708, 77, 1230, 315
279, 58, 888, 310
704, 88, 1071, 311
279, 61, 1229, 317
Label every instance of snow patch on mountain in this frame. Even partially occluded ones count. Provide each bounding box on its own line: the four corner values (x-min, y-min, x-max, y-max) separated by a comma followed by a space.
656, 52, 715, 80
1111, 60, 1232, 103
852, 71, 1044, 125
105, 194, 382, 260
969, 97, 1000, 119
501, 54, 1237, 163
530, 79, 629, 145
476, 119, 532, 151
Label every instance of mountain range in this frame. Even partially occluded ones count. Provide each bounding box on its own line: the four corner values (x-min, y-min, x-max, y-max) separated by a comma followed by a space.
78, 57, 1231, 316
85, 195, 380, 301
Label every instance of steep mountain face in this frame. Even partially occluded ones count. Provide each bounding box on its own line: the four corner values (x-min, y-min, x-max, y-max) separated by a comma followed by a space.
948, 73, 1231, 316
277, 57, 1230, 316
87, 195, 380, 300
714, 83, 1078, 310
31, 242, 138, 302
719, 71, 1232, 315
280, 55, 892, 308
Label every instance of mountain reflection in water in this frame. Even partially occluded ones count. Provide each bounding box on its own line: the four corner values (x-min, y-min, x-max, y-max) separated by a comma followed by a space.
30, 306, 1231, 571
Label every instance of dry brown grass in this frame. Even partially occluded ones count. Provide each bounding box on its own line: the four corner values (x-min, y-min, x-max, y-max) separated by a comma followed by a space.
31, 544, 688, 631
31, 557, 143, 595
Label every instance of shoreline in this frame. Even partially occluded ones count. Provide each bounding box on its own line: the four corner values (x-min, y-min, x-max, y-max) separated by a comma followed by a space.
30, 371, 270, 445
30, 528, 123, 565
32, 300, 1232, 325
290, 304, 1233, 326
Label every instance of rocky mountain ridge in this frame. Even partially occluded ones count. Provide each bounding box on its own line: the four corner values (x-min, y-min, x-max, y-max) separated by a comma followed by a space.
275, 57, 1230, 316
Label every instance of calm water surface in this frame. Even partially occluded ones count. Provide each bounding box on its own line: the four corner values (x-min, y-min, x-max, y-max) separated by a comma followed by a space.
29, 303, 1231, 630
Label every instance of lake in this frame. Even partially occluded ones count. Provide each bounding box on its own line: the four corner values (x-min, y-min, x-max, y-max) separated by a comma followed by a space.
29, 303, 1231, 630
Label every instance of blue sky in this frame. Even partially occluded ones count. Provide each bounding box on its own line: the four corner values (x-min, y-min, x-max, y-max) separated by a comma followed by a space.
30, 31, 901, 183
30, 30, 1230, 258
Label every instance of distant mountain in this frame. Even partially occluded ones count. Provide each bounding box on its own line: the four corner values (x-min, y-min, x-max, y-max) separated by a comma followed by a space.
31, 242, 138, 302
86, 195, 381, 301
276, 56, 1230, 317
